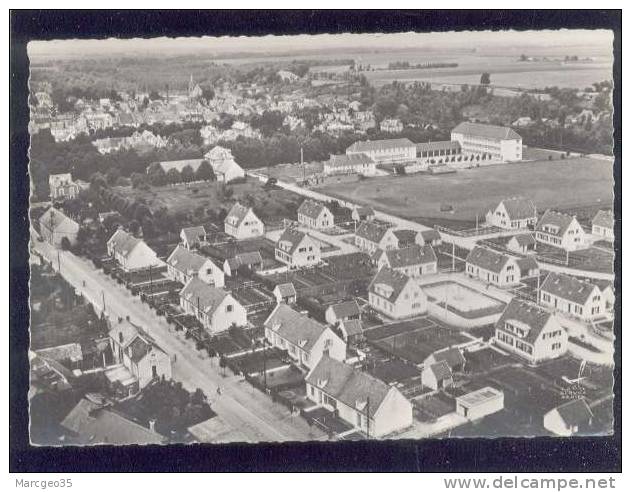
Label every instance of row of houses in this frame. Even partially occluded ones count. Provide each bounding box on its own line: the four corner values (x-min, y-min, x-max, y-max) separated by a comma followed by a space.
486, 197, 614, 247
354, 221, 442, 254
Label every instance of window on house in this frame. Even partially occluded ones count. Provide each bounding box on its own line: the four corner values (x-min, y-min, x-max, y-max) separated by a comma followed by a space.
226, 304, 233, 313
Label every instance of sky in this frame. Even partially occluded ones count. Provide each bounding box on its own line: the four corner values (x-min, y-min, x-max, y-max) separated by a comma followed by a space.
28, 29, 613, 58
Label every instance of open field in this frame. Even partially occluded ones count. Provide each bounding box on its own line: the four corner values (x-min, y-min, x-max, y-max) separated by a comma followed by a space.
320, 157, 614, 223
113, 179, 303, 222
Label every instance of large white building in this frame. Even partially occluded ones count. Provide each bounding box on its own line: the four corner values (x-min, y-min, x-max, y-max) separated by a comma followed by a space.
346, 138, 416, 164
323, 154, 376, 177
451, 122, 522, 163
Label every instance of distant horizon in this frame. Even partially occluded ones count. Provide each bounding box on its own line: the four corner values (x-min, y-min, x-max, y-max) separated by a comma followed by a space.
29, 29, 613, 59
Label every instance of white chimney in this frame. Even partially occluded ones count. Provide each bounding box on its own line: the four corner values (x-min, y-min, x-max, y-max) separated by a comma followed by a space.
149, 419, 156, 432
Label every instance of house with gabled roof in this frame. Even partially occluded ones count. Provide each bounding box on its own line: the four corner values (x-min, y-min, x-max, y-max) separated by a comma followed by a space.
486, 197, 537, 230
107, 229, 163, 272
264, 304, 346, 369
180, 226, 207, 250
591, 209, 614, 242
338, 319, 364, 343
273, 282, 297, 304
423, 347, 466, 373
275, 228, 321, 268
49, 173, 82, 201
421, 360, 454, 391
374, 245, 437, 278
351, 206, 375, 223
543, 399, 594, 436
507, 233, 536, 254
539, 272, 606, 321
61, 396, 167, 445
355, 221, 398, 254
223, 251, 263, 277
38, 207, 80, 248
179, 277, 247, 334
297, 199, 334, 230
535, 210, 586, 251
166, 245, 224, 288
494, 299, 567, 364
305, 355, 413, 437
368, 266, 427, 319
451, 122, 522, 162
465, 246, 521, 287
203, 146, 245, 183
224, 202, 264, 239
346, 138, 416, 164
108, 319, 172, 391
325, 300, 361, 326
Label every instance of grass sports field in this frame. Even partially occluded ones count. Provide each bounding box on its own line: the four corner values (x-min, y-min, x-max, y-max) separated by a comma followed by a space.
319, 157, 614, 223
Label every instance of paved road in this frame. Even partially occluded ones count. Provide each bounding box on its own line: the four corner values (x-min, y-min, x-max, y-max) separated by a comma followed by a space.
31, 234, 324, 443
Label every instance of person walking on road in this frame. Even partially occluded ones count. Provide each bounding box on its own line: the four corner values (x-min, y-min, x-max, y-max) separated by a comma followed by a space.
216, 386, 222, 396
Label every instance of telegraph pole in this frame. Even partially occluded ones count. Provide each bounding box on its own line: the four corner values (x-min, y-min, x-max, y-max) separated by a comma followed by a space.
366, 397, 370, 439
149, 264, 154, 300
452, 241, 456, 272
102, 290, 106, 314
263, 339, 268, 389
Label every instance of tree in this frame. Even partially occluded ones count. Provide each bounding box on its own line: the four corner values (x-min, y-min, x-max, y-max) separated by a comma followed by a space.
166, 168, 181, 184
201, 86, 215, 101
195, 160, 216, 182
148, 165, 167, 186
180, 165, 195, 183
480, 72, 491, 85
219, 356, 227, 376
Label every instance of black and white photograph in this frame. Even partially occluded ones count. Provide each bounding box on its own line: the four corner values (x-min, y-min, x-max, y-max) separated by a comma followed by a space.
9, 9, 621, 476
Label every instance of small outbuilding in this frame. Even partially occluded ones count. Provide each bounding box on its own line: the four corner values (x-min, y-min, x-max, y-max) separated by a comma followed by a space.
456, 386, 504, 420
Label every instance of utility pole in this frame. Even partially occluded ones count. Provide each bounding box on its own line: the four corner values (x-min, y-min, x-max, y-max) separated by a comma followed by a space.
57, 250, 61, 272
102, 290, 106, 314
536, 274, 541, 303
475, 214, 479, 233
365, 397, 370, 439
452, 241, 455, 272
301, 146, 305, 182
149, 264, 154, 300
263, 339, 267, 389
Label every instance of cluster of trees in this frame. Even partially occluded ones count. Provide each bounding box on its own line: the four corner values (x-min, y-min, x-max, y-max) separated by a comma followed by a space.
144, 161, 216, 187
